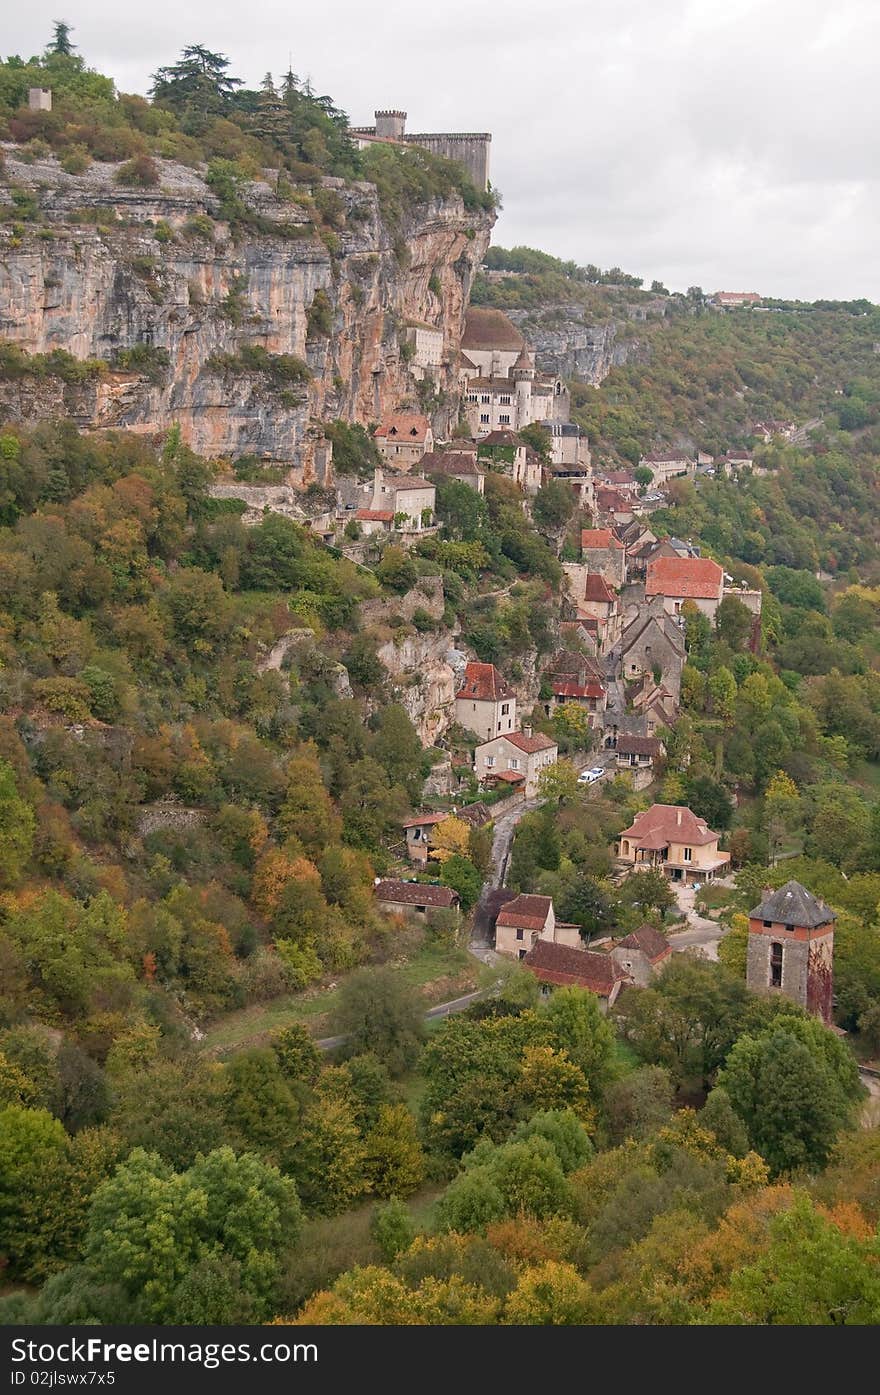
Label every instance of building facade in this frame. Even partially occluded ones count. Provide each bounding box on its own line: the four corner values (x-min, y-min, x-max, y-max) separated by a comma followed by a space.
454, 661, 517, 742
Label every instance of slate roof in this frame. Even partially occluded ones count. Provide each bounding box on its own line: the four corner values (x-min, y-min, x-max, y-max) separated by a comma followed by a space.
524, 941, 626, 995
616, 924, 672, 962
749, 880, 836, 929
616, 735, 661, 756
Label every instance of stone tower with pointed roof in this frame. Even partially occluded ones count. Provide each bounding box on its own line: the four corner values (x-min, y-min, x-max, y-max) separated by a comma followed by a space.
746, 880, 836, 1025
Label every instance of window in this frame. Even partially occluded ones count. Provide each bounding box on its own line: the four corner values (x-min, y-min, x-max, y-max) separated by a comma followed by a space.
480, 413, 490, 425
499, 414, 510, 425
770, 941, 783, 988
516, 928, 523, 941
509, 758, 520, 770
416, 905, 426, 915
763, 919, 772, 929
485, 756, 495, 768
481, 395, 490, 404
518, 948, 527, 960
500, 394, 511, 405
501, 703, 509, 715
683, 847, 692, 862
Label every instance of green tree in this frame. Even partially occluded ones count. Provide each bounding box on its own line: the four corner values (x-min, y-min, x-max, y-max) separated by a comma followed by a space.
49, 20, 76, 56
363, 1103, 425, 1198
151, 45, 244, 120
0, 759, 35, 886
331, 966, 425, 1075
440, 853, 482, 911
717, 1026, 857, 1174
83, 1146, 301, 1322
370, 1196, 416, 1261
539, 986, 616, 1094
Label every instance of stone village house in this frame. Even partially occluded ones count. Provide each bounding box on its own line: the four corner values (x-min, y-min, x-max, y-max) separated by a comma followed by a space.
474, 727, 558, 799
454, 660, 517, 742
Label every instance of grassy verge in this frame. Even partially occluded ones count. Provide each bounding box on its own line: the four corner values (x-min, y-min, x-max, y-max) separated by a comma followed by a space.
201, 937, 496, 1056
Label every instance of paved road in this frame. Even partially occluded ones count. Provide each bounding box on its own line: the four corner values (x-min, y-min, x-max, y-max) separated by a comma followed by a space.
315, 985, 497, 1052
667, 882, 729, 962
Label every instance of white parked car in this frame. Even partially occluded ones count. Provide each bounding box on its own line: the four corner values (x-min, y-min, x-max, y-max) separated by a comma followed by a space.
577, 766, 606, 785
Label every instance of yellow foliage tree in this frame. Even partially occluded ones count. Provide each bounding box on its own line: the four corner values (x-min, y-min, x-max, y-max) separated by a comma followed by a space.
429, 815, 470, 864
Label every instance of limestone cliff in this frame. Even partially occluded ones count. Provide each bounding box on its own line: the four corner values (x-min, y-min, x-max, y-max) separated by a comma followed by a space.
0, 150, 493, 479
505, 307, 643, 385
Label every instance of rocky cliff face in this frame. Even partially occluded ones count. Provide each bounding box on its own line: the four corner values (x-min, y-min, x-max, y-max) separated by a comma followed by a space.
505, 307, 642, 385
0, 150, 493, 479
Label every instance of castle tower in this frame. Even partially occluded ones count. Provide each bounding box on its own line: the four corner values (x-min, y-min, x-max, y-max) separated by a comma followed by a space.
375, 110, 406, 140
513, 346, 534, 429
746, 880, 836, 1026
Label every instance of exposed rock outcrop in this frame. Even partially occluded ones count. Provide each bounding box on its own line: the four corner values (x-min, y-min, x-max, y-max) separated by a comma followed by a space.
0, 150, 493, 476
505, 308, 643, 384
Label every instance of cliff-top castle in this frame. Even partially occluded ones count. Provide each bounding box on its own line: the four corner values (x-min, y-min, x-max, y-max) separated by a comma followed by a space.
349, 110, 491, 191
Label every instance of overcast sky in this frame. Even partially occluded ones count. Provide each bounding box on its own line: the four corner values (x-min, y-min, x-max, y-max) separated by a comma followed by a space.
7, 1, 879, 300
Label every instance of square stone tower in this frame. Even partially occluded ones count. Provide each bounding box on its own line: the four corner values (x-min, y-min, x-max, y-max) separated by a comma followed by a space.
746, 880, 835, 1026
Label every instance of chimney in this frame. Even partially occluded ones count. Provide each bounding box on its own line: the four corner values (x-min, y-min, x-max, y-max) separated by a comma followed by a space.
523, 723, 532, 739
677, 808, 682, 826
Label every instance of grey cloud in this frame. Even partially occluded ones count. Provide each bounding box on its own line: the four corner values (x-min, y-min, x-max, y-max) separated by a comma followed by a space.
6, 0, 878, 298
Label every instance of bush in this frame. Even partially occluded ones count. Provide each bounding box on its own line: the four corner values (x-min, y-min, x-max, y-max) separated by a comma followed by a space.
115, 155, 160, 188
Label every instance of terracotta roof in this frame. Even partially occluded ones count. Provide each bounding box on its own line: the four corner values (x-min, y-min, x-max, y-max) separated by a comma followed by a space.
505, 730, 557, 755
496, 893, 554, 932
554, 680, 605, 700
749, 880, 836, 929
461, 307, 525, 352
355, 509, 393, 522
616, 735, 661, 756
402, 812, 448, 829
595, 486, 630, 510
616, 924, 672, 962
489, 769, 526, 784
602, 470, 637, 486
582, 573, 617, 604
375, 879, 459, 908
619, 803, 721, 848
646, 555, 724, 600
524, 940, 626, 995
581, 528, 623, 551
455, 661, 514, 703
373, 413, 431, 442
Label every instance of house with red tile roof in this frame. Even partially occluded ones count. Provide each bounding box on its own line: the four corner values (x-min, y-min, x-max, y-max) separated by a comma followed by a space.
646, 555, 724, 620
611, 924, 672, 986
523, 940, 629, 1011
618, 803, 730, 884
495, 893, 584, 959
615, 733, 663, 776
372, 413, 434, 467
580, 528, 626, 588
563, 566, 622, 653
474, 726, 558, 799
542, 650, 606, 726
455, 661, 517, 742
